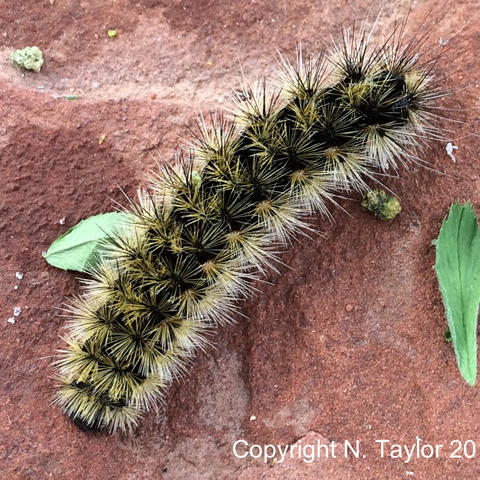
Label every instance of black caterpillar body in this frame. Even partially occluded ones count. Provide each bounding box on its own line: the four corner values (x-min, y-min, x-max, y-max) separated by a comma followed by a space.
54, 28, 441, 432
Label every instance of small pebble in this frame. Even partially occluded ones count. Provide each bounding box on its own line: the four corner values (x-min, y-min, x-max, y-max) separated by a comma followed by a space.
7, 318, 15, 324
249, 415, 256, 421
446, 142, 458, 163
15, 272, 24, 280
14, 285, 18, 290
59, 217, 65, 225
346, 304, 353, 312
13, 306, 22, 317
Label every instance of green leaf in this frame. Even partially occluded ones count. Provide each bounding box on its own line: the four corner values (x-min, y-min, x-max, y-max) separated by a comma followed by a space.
44, 212, 134, 272
435, 203, 480, 386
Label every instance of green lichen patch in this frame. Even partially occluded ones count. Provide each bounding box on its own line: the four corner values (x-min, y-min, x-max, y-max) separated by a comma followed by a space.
361, 189, 401, 221
11, 46, 44, 72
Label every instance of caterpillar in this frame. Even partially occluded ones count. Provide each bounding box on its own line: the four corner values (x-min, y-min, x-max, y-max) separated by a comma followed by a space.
53, 19, 444, 433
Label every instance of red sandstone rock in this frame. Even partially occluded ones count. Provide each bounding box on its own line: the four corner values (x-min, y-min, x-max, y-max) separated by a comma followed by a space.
1, 1, 479, 479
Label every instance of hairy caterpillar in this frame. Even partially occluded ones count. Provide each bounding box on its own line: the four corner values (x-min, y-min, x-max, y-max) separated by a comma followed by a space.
53, 19, 444, 433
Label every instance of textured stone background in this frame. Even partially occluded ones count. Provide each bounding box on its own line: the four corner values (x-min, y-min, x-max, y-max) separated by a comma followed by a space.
1, 1, 479, 478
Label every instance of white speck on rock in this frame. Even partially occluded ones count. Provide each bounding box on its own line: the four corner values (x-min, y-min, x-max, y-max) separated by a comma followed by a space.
249, 415, 256, 421
13, 307, 21, 317
7, 318, 15, 324
16, 272, 24, 280
439, 37, 449, 46
59, 217, 66, 225
14, 285, 18, 290
446, 142, 458, 163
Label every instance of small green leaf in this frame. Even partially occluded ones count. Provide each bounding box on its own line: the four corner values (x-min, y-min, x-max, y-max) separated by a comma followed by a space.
444, 327, 452, 343
435, 203, 480, 386
44, 212, 134, 272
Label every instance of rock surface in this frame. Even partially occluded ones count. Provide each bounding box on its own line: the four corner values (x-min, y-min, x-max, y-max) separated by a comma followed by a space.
1, 1, 480, 479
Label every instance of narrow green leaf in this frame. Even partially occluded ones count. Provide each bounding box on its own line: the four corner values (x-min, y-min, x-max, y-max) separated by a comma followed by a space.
44, 212, 134, 272
435, 203, 480, 386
